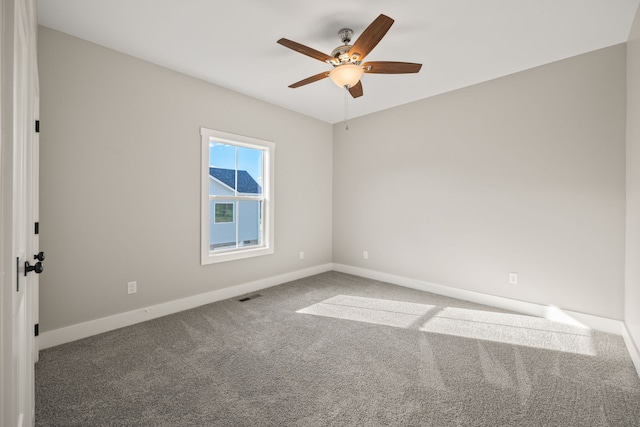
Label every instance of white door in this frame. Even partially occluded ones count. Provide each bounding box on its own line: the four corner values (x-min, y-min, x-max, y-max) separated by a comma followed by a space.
1, 0, 40, 426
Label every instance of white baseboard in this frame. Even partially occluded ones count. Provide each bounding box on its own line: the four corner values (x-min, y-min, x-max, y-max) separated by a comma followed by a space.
332, 263, 624, 335
622, 325, 640, 379
40, 261, 634, 376
39, 263, 333, 350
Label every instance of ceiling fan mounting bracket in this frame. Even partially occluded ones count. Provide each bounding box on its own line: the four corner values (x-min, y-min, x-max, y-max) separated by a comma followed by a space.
338, 28, 353, 44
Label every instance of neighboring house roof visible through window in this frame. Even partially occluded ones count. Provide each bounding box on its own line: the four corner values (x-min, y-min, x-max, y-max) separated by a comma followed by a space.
209, 167, 262, 194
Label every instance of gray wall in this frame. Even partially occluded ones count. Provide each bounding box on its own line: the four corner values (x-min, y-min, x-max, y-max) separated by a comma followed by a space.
333, 45, 627, 320
38, 27, 333, 332
40, 24, 631, 334
627, 7, 640, 356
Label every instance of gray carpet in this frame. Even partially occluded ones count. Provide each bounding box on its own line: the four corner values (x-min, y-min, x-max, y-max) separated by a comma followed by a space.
36, 272, 640, 426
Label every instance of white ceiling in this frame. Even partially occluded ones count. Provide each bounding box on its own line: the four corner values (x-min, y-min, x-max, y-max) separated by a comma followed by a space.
37, 0, 639, 124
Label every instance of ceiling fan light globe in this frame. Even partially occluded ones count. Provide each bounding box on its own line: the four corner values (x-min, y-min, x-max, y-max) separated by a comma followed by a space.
329, 64, 364, 88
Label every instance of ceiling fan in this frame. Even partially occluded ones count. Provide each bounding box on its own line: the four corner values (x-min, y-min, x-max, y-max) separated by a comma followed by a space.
277, 14, 422, 98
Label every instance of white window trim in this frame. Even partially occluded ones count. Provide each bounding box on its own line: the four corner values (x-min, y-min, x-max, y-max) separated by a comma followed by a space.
201, 127, 275, 265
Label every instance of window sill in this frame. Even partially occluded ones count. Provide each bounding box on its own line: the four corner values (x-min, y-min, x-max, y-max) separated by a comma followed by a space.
201, 245, 274, 265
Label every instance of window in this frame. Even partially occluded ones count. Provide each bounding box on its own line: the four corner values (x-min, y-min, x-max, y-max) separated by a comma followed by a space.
201, 127, 274, 264
214, 203, 234, 224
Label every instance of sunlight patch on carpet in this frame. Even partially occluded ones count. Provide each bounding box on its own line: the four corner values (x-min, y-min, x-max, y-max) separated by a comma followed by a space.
419, 307, 595, 355
298, 296, 595, 355
296, 295, 436, 329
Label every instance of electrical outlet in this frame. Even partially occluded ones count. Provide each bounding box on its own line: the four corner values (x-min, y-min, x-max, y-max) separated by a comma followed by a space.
363, 251, 368, 260
509, 273, 518, 285
299, 251, 304, 260
127, 281, 137, 294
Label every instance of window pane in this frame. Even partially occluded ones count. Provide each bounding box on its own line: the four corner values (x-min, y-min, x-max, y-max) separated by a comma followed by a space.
209, 200, 263, 251
209, 142, 236, 196
237, 146, 263, 195
238, 200, 262, 247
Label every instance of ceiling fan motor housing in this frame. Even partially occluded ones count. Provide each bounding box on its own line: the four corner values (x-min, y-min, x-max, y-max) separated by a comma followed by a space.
331, 45, 353, 64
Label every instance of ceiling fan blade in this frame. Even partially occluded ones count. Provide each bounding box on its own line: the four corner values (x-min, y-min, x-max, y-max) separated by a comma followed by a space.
347, 14, 394, 62
288, 71, 330, 88
348, 81, 363, 98
362, 61, 422, 74
277, 38, 335, 63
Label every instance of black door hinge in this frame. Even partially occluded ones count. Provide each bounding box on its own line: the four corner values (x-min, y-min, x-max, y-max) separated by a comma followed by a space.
34, 222, 39, 235
34, 324, 39, 337
35, 120, 40, 133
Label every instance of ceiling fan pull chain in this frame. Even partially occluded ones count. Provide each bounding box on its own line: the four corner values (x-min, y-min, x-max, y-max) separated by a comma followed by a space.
344, 87, 349, 130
